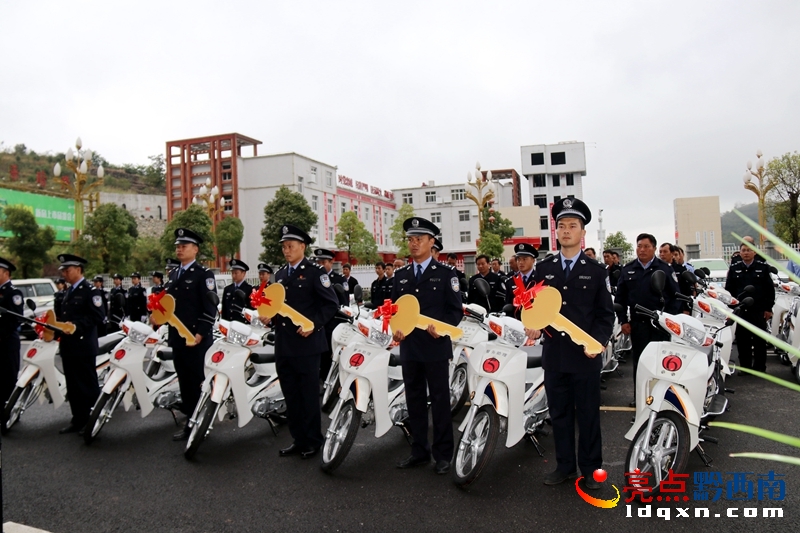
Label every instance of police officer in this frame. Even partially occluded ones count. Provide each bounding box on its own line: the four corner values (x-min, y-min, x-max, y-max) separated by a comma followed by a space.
659, 242, 693, 308
724, 240, 775, 373
150, 271, 165, 295
432, 238, 443, 262
526, 199, 614, 488
468, 254, 504, 312
164, 228, 217, 441
127, 272, 148, 323
446, 253, 466, 282
615, 233, 681, 405
313, 248, 348, 380
371, 262, 387, 307
342, 263, 358, 295
165, 258, 180, 276
383, 262, 396, 301
221, 259, 253, 323
0, 257, 24, 430
392, 217, 463, 474
257, 263, 273, 287
55, 254, 105, 434
92, 275, 109, 337
107, 273, 127, 333
274, 225, 339, 458
602, 250, 622, 295
505, 243, 539, 309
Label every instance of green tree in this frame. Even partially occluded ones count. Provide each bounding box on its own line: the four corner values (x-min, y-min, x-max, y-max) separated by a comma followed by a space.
260, 186, 317, 265
482, 206, 515, 241
477, 232, 504, 259
144, 154, 166, 190
603, 231, 633, 260
334, 212, 380, 263
75, 203, 138, 275
160, 204, 215, 260
0, 205, 56, 278
766, 151, 800, 245
215, 216, 245, 261
130, 236, 164, 275
389, 203, 415, 258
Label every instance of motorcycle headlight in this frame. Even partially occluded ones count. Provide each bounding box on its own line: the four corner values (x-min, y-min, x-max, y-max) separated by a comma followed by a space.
502, 327, 526, 347
128, 328, 149, 345
683, 323, 706, 347
714, 292, 733, 305
226, 328, 247, 346
369, 327, 393, 348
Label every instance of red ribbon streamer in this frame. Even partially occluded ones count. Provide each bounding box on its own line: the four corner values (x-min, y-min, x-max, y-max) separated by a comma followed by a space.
250, 282, 272, 308
512, 276, 545, 310
373, 299, 398, 333
147, 290, 167, 313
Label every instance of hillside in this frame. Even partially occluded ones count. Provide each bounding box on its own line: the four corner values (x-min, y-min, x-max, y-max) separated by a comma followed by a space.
719, 202, 773, 245
0, 142, 165, 196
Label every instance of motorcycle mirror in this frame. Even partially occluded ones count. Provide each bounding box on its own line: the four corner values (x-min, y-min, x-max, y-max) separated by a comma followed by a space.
650, 270, 666, 294
353, 285, 363, 302
502, 303, 515, 316
694, 269, 707, 280
333, 283, 345, 297
206, 291, 220, 306
769, 265, 778, 275
473, 277, 491, 297
744, 285, 755, 294
681, 270, 698, 284
234, 289, 247, 304
113, 293, 125, 308
700, 267, 711, 276
26, 298, 37, 311
459, 277, 469, 292
740, 296, 754, 308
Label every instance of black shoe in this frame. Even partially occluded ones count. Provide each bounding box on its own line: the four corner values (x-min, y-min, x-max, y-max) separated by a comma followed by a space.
629, 400, 636, 407
583, 476, 602, 490
434, 460, 450, 475
300, 447, 320, 460
396, 455, 431, 469
279, 443, 300, 457
172, 426, 190, 441
59, 424, 81, 434
543, 469, 578, 486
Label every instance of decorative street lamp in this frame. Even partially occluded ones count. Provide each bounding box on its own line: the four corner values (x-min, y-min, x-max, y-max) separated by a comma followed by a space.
465, 161, 495, 236
53, 137, 104, 235
742, 149, 774, 246
192, 177, 223, 225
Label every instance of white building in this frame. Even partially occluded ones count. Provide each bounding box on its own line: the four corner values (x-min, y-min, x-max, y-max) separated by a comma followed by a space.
520, 141, 587, 252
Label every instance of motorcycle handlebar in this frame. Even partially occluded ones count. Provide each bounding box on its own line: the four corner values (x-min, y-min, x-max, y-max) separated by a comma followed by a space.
634, 304, 658, 319
463, 307, 484, 321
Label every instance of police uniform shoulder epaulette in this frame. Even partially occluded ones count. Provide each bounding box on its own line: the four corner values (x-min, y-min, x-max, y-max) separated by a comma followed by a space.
622, 259, 638, 268
278, 265, 287, 271
398, 265, 410, 271
583, 258, 606, 270
314, 263, 324, 270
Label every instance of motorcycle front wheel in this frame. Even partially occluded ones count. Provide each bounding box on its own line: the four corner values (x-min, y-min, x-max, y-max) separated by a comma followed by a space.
452, 405, 500, 488
84, 388, 123, 444
321, 399, 361, 473
3, 381, 41, 433
625, 410, 690, 494
321, 362, 340, 413
184, 396, 218, 460
449, 363, 469, 417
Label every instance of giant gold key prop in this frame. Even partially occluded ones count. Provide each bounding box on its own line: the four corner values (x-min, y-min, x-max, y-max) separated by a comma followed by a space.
521, 286, 604, 354
254, 283, 314, 333
389, 294, 463, 340
40, 309, 76, 343
148, 293, 196, 346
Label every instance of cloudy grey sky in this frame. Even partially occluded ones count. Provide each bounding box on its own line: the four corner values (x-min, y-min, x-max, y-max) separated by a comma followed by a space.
2, 1, 798, 250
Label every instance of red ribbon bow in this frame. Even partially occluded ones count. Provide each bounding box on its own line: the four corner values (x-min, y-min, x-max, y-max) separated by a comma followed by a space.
373, 299, 398, 333
512, 276, 545, 310
34, 313, 47, 338
250, 282, 272, 308
147, 290, 167, 313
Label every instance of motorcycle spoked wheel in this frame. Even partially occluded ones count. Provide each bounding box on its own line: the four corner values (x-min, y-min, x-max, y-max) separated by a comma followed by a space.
321, 399, 361, 473
84, 387, 124, 444
321, 362, 340, 413
3, 381, 43, 433
625, 411, 690, 494
449, 363, 469, 417
184, 396, 219, 460
452, 405, 500, 488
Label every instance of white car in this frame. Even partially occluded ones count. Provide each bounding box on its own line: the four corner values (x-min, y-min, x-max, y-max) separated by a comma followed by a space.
690, 258, 729, 285
14, 278, 58, 340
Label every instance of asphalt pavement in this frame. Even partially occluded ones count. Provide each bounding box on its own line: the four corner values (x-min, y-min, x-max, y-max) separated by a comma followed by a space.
2, 345, 798, 533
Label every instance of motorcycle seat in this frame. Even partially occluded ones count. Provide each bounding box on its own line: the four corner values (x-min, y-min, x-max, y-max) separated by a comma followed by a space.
156, 348, 173, 361
97, 334, 123, 354
526, 353, 543, 369
250, 351, 276, 365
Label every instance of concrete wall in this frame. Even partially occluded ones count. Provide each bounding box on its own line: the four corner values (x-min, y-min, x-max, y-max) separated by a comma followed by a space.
673, 196, 723, 259
98, 192, 168, 238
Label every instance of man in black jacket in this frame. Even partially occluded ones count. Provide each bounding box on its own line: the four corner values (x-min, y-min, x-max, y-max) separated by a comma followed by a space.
221, 259, 252, 324
0, 257, 24, 430
468, 255, 504, 313
371, 262, 387, 307
127, 272, 148, 323
107, 274, 126, 333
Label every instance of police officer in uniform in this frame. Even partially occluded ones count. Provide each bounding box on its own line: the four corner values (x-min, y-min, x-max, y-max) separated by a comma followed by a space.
55, 254, 105, 434
221, 259, 253, 323
504, 243, 539, 309
342, 263, 358, 296
257, 263, 273, 287
527, 199, 614, 488
274, 225, 339, 458
446, 253, 466, 282
54, 277, 67, 317
615, 233, 681, 405
150, 271, 165, 295
92, 275, 109, 337
0, 257, 24, 430
392, 217, 463, 474
432, 238, 443, 262
164, 228, 217, 441
313, 248, 348, 380
724, 240, 775, 373
165, 258, 180, 277
127, 272, 148, 323
107, 273, 127, 333
468, 254, 504, 312
371, 262, 387, 307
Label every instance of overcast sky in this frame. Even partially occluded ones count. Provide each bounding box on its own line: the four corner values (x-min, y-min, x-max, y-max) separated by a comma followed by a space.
2, 1, 798, 250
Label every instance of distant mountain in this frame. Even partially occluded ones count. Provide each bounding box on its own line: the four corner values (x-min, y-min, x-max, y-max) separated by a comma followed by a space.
720, 202, 773, 245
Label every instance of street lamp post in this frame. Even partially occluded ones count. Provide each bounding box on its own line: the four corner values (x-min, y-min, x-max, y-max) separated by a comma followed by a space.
52, 137, 104, 235
742, 149, 774, 246
465, 162, 495, 236
192, 177, 222, 225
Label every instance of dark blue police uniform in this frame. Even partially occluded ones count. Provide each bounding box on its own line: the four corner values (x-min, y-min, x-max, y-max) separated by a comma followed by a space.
0, 258, 24, 426
724, 258, 774, 372
221, 259, 253, 324
127, 274, 148, 323
107, 277, 126, 333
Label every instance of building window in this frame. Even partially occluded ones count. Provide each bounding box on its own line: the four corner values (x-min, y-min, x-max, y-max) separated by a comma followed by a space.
540, 216, 549, 230
365, 207, 370, 222
460, 231, 471, 243
531, 152, 544, 165
341, 201, 347, 215
552, 174, 560, 187
458, 210, 470, 222
431, 212, 442, 224
568, 194, 575, 199
533, 195, 547, 208
551, 152, 566, 165
514, 227, 524, 237
540, 237, 550, 250
354, 205, 360, 218
533, 174, 546, 188
327, 198, 333, 213
402, 193, 413, 205
311, 224, 318, 235
326, 170, 333, 187
312, 195, 318, 211
451, 188, 466, 201
425, 191, 436, 203
554, 195, 561, 203
566, 173, 574, 186
310, 166, 317, 181
328, 227, 334, 241
297, 176, 303, 193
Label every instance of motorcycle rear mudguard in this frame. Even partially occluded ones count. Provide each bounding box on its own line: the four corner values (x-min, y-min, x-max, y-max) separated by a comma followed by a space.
626, 380, 700, 449
21, 348, 66, 409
